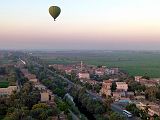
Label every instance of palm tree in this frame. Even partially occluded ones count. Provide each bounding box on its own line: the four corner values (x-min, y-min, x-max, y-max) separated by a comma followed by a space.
40, 111, 48, 120
104, 96, 113, 111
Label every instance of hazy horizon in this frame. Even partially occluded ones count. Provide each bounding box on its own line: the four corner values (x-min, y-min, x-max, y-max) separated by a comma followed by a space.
1, 0, 160, 50
1, 48, 160, 52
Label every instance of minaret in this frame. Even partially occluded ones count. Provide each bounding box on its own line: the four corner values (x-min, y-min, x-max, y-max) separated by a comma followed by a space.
81, 61, 83, 71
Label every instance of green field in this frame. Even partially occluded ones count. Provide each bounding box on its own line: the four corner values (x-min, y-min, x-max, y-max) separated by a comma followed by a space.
32, 51, 160, 77
0, 81, 9, 88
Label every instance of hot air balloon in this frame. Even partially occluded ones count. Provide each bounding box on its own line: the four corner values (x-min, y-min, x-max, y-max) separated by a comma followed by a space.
49, 6, 61, 21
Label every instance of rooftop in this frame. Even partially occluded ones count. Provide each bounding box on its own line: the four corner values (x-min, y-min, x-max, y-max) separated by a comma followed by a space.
116, 82, 127, 85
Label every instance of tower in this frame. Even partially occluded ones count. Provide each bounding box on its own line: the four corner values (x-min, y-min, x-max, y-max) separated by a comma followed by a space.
80, 61, 83, 71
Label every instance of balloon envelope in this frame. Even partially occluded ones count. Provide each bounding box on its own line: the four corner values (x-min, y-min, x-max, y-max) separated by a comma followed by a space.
49, 6, 61, 21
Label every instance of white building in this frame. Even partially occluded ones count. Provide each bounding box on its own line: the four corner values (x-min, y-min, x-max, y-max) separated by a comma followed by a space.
106, 68, 119, 75
78, 72, 90, 79
135, 76, 142, 82
116, 82, 128, 91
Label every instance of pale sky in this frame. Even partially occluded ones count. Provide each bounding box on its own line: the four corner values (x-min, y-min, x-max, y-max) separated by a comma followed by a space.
0, 0, 160, 50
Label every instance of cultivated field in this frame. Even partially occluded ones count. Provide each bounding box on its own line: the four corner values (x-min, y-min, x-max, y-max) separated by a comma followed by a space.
31, 50, 160, 77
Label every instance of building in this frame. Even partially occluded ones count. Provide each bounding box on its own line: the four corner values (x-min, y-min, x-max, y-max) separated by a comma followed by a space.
100, 80, 112, 96
35, 83, 46, 91
25, 73, 38, 83
80, 79, 98, 85
144, 83, 156, 87
112, 91, 134, 101
95, 68, 105, 76
109, 78, 119, 82
116, 82, 128, 91
78, 72, 90, 79
135, 76, 158, 87
49, 64, 64, 69
0, 86, 17, 96
20, 69, 38, 83
106, 68, 119, 75
25, 74, 36, 79
151, 78, 160, 84
41, 92, 50, 102
136, 101, 160, 117
148, 106, 160, 116
126, 92, 135, 99
135, 95, 145, 100
64, 67, 73, 75
46, 95, 56, 108
29, 78, 38, 83
51, 116, 58, 120
112, 91, 126, 100
135, 76, 142, 82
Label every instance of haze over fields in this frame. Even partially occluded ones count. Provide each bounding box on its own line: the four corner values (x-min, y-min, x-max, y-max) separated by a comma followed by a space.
0, 0, 160, 50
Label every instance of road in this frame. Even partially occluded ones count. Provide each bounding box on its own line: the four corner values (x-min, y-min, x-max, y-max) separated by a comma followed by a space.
111, 103, 139, 120
22, 57, 140, 120
21, 56, 102, 101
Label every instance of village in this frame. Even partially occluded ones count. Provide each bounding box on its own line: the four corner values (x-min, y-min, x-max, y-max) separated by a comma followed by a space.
49, 61, 160, 118
1, 53, 160, 120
